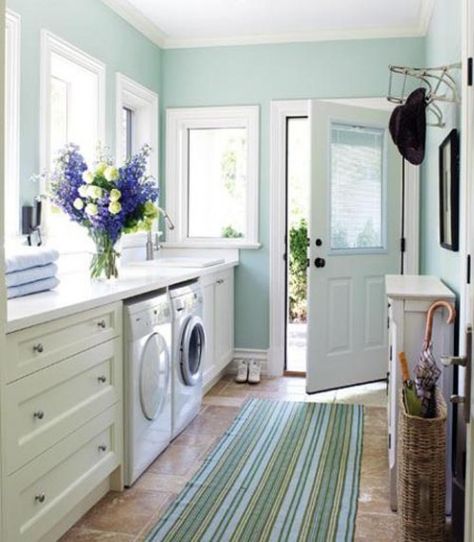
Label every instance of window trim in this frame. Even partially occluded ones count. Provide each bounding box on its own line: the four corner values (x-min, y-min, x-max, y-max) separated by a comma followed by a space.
39, 30, 106, 247
115, 73, 159, 249
5, 9, 21, 239
165, 105, 260, 249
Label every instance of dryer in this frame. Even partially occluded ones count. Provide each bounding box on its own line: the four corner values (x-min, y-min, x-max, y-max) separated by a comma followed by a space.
124, 291, 172, 486
170, 280, 206, 439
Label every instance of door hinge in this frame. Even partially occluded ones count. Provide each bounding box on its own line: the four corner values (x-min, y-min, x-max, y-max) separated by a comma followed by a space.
468, 254, 471, 284
389, 345, 392, 361
400, 237, 406, 253
306, 258, 310, 268
388, 433, 391, 450
468, 57, 473, 87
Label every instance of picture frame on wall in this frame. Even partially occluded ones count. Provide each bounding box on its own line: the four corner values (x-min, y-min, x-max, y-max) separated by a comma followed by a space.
439, 128, 460, 251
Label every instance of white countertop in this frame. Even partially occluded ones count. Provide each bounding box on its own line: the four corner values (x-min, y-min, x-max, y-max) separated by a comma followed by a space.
385, 274, 455, 300
7, 258, 238, 333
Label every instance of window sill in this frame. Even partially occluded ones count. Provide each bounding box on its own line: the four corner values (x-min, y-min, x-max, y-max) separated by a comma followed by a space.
162, 241, 262, 250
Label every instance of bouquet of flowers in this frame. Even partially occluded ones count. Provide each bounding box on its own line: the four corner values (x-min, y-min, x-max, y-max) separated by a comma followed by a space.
49, 143, 159, 280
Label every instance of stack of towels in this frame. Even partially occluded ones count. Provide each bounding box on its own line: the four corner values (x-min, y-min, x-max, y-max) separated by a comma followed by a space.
5, 247, 60, 299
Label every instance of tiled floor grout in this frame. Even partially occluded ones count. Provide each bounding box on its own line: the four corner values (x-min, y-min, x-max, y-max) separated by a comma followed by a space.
61, 375, 397, 541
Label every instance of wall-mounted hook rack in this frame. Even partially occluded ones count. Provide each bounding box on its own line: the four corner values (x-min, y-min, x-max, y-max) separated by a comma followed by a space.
387, 63, 461, 128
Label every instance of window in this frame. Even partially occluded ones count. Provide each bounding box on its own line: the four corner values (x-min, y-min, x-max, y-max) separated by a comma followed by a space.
4, 10, 21, 239
330, 123, 386, 252
116, 73, 158, 178
40, 31, 105, 252
166, 106, 259, 248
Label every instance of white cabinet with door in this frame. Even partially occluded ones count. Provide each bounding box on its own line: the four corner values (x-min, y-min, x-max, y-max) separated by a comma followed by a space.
201, 268, 235, 388
386, 274, 455, 512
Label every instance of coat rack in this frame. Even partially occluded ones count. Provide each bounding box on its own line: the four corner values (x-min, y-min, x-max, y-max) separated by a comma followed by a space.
387, 63, 461, 128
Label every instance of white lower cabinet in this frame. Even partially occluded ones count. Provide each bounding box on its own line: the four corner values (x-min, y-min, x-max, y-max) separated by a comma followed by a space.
201, 269, 235, 388
1, 303, 123, 542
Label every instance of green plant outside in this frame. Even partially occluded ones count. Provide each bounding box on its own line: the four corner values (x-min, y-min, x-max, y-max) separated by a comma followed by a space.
289, 218, 308, 322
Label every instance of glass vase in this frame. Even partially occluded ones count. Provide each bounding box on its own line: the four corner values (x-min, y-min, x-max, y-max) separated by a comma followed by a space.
89, 233, 120, 280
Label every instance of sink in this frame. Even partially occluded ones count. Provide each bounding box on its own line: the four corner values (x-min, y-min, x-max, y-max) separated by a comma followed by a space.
131, 257, 225, 269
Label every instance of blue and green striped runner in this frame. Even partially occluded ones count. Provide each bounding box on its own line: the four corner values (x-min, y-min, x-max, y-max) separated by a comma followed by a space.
145, 399, 364, 542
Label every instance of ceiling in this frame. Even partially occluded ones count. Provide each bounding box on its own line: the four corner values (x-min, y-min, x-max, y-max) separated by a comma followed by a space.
102, 0, 434, 49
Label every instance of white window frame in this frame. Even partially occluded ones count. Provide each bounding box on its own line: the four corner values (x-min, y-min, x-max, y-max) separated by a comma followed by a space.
39, 30, 106, 247
115, 73, 159, 249
165, 105, 260, 249
5, 9, 21, 239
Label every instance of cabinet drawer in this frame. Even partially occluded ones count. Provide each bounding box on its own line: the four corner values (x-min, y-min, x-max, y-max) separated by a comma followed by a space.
4, 405, 121, 542
4, 339, 122, 475
5, 303, 122, 382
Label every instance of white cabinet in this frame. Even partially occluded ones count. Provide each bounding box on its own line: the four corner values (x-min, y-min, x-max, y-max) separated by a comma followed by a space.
0, 302, 123, 542
201, 268, 235, 388
386, 275, 455, 512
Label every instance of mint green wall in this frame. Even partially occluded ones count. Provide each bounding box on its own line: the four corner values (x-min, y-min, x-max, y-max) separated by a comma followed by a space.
7, 0, 162, 207
162, 38, 426, 349
420, 0, 461, 293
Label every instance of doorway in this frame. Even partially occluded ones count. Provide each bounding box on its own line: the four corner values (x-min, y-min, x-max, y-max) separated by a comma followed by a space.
285, 116, 310, 374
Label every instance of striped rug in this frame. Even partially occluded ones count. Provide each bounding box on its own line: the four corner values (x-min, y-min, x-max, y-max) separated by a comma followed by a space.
145, 399, 364, 542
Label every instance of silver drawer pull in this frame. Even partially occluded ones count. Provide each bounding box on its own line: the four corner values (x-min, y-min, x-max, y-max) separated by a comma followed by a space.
98, 444, 108, 452
35, 493, 46, 504
33, 343, 44, 354
97, 375, 107, 384
216, 279, 224, 285
33, 410, 45, 420
97, 320, 107, 329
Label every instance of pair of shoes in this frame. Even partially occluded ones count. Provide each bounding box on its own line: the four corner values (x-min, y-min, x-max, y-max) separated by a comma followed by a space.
235, 359, 261, 384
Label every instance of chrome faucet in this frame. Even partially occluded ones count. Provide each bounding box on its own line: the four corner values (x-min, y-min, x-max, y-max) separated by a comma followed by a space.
146, 207, 176, 261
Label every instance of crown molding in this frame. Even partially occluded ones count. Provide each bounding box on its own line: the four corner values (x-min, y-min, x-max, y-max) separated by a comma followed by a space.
100, 0, 167, 48
102, 0, 431, 50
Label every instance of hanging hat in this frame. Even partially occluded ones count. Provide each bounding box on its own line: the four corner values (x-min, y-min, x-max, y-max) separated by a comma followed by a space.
389, 87, 427, 165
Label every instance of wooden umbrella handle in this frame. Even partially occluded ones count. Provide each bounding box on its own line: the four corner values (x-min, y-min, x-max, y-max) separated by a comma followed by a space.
423, 300, 456, 346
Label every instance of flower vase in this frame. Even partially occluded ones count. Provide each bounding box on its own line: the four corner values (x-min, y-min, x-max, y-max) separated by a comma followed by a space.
90, 235, 120, 280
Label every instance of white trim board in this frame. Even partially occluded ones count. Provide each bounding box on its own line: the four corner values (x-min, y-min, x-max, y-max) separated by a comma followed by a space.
101, 0, 434, 49
268, 98, 420, 377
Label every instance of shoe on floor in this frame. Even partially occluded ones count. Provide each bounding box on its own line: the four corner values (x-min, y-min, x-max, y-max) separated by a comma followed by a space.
248, 359, 261, 384
235, 359, 249, 383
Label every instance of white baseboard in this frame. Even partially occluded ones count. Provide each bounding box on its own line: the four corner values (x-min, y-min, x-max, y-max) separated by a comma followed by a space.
228, 349, 269, 375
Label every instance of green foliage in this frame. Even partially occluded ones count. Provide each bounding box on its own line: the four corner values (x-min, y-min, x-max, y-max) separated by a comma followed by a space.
222, 225, 244, 238
289, 219, 308, 321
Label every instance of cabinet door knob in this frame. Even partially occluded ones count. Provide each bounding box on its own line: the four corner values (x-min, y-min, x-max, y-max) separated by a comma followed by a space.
98, 444, 108, 452
97, 320, 107, 329
35, 493, 46, 504
33, 343, 44, 354
97, 375, 107, 384
33, 410, 45, 420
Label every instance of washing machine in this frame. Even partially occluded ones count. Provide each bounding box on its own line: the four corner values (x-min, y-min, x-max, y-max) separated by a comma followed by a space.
170, 280, 206, 439
124, 290, 172, 486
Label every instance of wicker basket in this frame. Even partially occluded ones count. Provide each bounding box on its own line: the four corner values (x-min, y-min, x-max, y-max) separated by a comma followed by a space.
397, 389, 447, 542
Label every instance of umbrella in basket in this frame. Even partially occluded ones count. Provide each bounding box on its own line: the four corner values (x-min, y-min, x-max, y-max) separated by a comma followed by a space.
415, 300, 456, 418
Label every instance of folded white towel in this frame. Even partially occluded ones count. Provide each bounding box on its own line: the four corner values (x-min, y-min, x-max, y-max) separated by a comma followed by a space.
7, 276, 60, 299
5, 263, 58, 288
5, 247, 59, 273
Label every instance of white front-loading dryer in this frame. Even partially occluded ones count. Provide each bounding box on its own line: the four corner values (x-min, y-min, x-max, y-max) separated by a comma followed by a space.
170, 280, 206, 439
124, 291, 172, 486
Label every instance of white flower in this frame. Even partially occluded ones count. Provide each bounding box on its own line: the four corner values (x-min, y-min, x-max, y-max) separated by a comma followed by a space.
109, 188, 121, 202
104, 166, 119, 182
95, 162, 108, 175
86, 185, 103, 200
78, 184, 89, 198
82, 171, 94, 184
85, 203, 98, 216
73, 198, 84, 210
108, 201, 122, 215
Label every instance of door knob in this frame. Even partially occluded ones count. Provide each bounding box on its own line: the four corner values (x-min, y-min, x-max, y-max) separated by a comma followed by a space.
314, 258, 326, 268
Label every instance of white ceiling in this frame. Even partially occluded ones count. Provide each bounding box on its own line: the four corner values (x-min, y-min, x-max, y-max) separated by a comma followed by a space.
102, 0, 434, 49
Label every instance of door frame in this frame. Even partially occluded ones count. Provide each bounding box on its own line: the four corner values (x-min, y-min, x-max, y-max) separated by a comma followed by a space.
269, 98, 420, 377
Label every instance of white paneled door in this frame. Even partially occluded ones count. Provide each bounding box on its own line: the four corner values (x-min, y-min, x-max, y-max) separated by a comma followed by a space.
306, 101, 401, 393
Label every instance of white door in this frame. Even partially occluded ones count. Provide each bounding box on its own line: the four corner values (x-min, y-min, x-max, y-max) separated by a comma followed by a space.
306, 100, 401, 393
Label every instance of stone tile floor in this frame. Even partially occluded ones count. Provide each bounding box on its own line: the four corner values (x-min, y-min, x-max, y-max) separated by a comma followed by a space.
61, 376, 396, 541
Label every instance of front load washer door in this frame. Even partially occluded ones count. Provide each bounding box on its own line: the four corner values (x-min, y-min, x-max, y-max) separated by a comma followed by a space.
140, 332, 170, 420
180, 316, 206, 387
